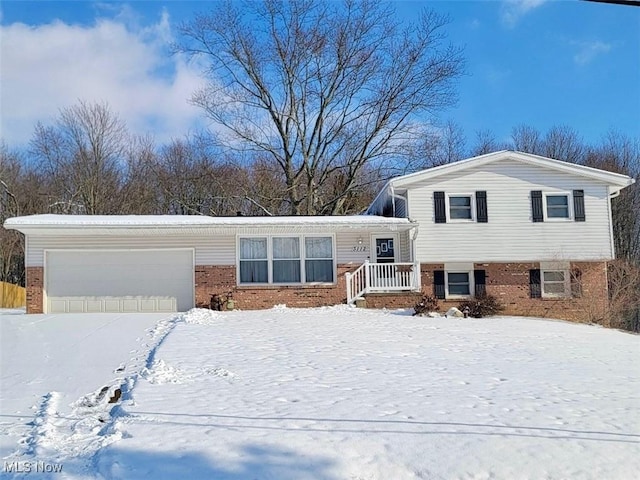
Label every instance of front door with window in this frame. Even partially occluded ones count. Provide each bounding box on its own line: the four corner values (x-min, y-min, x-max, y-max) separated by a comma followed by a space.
374, 236, 397, 264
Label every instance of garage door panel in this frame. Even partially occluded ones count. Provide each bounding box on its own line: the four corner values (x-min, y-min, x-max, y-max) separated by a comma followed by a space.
46, 250, 193, 313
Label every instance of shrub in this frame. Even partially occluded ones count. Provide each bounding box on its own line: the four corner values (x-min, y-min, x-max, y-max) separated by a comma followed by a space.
413, 294, 440, 316
458, 294, 504, 318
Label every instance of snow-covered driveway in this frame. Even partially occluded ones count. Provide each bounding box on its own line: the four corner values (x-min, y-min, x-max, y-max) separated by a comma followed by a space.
93, 307, 639, 480
0, 310, 175, 476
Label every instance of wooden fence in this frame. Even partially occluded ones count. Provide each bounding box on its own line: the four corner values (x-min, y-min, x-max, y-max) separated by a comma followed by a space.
1, 281, 26, 308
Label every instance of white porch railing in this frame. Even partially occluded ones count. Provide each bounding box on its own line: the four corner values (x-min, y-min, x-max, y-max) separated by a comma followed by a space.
346, 260, 421, 304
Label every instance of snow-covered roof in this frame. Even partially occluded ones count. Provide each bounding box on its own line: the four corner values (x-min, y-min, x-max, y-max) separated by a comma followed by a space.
4, 214, 415, 236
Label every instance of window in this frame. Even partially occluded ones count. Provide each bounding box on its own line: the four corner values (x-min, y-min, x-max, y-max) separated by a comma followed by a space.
435, 191, 487, 223
238, 235, 334, 285
305, 237, 333, 282
532, 191, 584, 222
448, 195, 473, 220
273, 237, 300, 283
545, 194, 570, 219
542, 270, 570, 298
239, 238, 268, 283
447, 272, 471, 297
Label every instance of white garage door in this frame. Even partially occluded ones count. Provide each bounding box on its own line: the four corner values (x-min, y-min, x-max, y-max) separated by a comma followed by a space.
45, 249, 194, 313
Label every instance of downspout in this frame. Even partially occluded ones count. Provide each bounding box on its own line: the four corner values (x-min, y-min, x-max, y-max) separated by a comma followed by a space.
607, 186, 617, 259
389, 186, 406, 219
391, 185, 396, 217
410, 223, 419, 263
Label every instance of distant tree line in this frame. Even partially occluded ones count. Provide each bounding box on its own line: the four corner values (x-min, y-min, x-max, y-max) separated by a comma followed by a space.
1, 101, 637, 275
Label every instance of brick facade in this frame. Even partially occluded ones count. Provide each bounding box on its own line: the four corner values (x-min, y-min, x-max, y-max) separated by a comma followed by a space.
25, 260, 609, 322
195, 264, 358, 310
418, 261, 609, 322
25, 266, 44, 314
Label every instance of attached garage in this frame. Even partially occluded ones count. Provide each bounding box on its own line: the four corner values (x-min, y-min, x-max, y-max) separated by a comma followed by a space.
44, 249, 194, 313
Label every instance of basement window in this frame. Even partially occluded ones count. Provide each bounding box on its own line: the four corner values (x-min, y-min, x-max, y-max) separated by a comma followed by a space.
541, 270, 570, 298
446, 271, 472, 298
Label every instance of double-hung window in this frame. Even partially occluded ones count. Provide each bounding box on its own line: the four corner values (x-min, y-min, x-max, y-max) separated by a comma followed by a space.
447, 272, 472, 297
305, 237, 334, 282
545, 193, 570, 219
238, 236, 334, 284
273, 237, 301, 283
239, 238, 268, 283
448, 195, 473, 220
541, 270, 570, 298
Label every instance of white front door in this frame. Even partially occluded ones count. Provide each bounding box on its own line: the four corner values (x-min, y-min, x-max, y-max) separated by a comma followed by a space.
371, 234, 398, 264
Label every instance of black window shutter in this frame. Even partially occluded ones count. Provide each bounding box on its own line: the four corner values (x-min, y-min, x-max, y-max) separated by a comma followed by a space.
531, 191, 544, 222
571, 268, 582, 297
476, 191, 488, 223
434, 191, 446, 223
530, 269, 541, 298
474, 269, 486, 296
434, 270, 445, 299
573, 190, 585, 222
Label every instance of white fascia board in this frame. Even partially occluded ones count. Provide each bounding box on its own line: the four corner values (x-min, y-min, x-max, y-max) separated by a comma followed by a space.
3, 214, 416, 236
387, 150, 635, 190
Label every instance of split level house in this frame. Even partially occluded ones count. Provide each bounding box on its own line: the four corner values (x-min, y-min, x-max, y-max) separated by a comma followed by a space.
4, 151, 635, 321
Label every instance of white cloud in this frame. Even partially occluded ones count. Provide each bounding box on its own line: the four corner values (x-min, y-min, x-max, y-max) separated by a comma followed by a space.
500, 0, 547, 29
0, 9, 206, 147
572, 40, 612, 66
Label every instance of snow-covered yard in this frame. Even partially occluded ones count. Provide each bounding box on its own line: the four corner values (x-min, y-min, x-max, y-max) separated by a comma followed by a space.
1, 306, 639, 479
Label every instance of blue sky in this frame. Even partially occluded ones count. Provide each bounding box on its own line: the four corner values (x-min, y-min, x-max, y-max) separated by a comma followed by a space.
1, 0, 639, 149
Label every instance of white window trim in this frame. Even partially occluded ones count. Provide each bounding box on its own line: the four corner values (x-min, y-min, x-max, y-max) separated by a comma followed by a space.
541, 269, 571, 298
303, 234, 337, 285
446, 193, 476, 223
370, 233, 399, 263
543, 192, 573, 221
236, 234, 336, 286
445, 270, 474, 299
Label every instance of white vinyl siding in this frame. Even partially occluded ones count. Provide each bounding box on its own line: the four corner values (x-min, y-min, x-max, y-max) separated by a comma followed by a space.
407, 159, 614, 262
25, 230, 412, 269
26, 235, 235, 267
334, 231, 412, 264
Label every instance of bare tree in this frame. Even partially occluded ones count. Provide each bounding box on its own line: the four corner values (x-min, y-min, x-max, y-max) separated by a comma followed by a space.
470, 129, 507, 156
511, 125, 542, 155
585, 131, 640, 263
178, 0, 464, 215
542, 125, 584, 164
30, 101, 128, 214
418, 120, 466, 168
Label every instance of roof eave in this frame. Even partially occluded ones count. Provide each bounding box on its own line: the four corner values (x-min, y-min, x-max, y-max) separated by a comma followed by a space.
387, 150, 635, 189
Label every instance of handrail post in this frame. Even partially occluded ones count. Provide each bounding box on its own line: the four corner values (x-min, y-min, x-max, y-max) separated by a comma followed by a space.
345, 272, 352, 303
364, 259, 371, 294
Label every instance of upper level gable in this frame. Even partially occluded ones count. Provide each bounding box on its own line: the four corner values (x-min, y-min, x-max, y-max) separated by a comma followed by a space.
367, 151, 634, 218
392, 151, 633, 191
398, 158, 617, 193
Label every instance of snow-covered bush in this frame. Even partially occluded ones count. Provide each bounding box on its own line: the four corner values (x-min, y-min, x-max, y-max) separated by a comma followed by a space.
457, 294, 504, 318
413, 294, 440, 316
